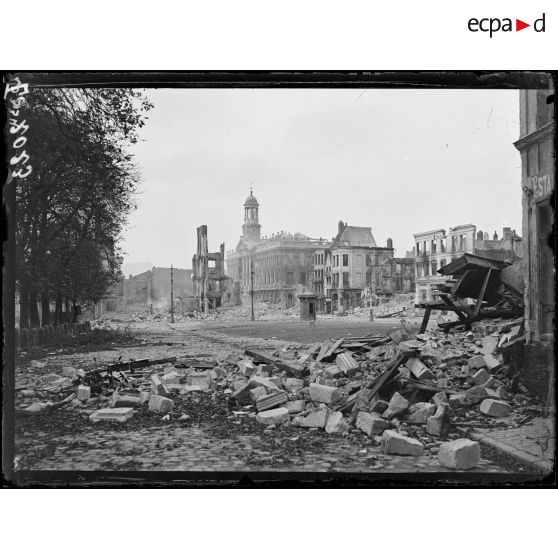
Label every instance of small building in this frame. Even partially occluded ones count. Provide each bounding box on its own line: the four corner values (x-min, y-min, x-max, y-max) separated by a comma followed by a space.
298, 293, 317, 321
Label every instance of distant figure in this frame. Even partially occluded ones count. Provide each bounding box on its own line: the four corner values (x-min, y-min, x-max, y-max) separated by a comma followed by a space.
309, 313, 316, 327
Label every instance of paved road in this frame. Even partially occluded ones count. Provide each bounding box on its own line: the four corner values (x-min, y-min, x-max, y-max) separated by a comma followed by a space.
12, 318, 537, 479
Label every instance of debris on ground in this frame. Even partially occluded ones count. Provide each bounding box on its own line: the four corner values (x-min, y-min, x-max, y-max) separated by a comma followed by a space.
14, 310, 548, 471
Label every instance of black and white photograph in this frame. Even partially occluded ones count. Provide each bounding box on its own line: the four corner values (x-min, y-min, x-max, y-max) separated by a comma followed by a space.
2, 72, 555, 486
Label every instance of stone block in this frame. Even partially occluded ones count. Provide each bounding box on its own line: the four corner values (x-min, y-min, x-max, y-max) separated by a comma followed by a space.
76, 385, 91, 401
467, 355, 486, 370
300, 407, 330, 429
285, 400, 306, 414
249, 386, 268, 403
481, 335, 498, 355
151, 374, 169, 396
256, 391, 288, 412
112, 390, 142, 408
449, 394, 468, 409
426, 402, 451, 437
369, 400, 389, 414
479, 399, 512, 417
148, 395, 174, 413
381, 430, 424, 456
472, 368, 492, 386
431, 392, 448, 407
483, 354, 502, 372
257, 364, 274, 376
409, 402, 436, 423
238, 360, 256, 376
438, 439, 480, 469
325, 411, 350, 435
186, 371, 211, 390
316, 376, 336, 387
309, 383, 342, 404
406, 357, 434, 381
256, 407, 290, 426
89, 407, 134, 423
250, 376, 282, 392
323, 365, 342, 379
335, 352, 360, 376
382, 392, 409, 419
284, 378, 305, 394
160, 370, 182, 384
463, 385, 490, 406
356, 412, 390, 436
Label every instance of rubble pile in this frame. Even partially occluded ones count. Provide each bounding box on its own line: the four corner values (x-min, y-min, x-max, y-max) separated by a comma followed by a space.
16, 313, 542, 470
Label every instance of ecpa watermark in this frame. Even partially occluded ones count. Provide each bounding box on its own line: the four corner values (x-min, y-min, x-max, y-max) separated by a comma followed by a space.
468, 13, 546, 37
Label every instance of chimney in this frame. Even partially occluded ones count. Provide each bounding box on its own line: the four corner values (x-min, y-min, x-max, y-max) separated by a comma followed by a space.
338, 220, 345, 237
387, 237, 393, 249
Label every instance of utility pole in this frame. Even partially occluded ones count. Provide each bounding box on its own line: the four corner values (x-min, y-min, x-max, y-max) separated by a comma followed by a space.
170, 264, 175, 323
250, 259, 255, 321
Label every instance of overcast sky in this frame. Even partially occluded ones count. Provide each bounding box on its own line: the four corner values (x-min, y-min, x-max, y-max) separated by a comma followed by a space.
121, 88, 521, 272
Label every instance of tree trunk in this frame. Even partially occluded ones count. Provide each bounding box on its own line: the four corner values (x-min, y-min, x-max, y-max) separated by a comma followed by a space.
55, 295, 63, 325
29, 289, 40, 328
41, 294, 50, 326
71, 298, 78, 324
19, 280, 30, 330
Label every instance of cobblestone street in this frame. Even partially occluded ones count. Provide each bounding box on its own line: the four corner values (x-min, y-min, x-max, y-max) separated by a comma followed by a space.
13, 319, 551, 480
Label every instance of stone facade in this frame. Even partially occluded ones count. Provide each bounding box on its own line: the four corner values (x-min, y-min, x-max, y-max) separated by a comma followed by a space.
226, 191, 328, 308
514, 86, 555, 343
378, 257, 416, 296
316, 221, 394, 314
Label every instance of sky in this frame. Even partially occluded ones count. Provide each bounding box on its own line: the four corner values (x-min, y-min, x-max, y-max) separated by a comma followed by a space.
121, 88, 522, 272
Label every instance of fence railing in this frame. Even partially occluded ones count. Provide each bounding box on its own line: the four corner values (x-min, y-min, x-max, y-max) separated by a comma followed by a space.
15, 320, 92, 350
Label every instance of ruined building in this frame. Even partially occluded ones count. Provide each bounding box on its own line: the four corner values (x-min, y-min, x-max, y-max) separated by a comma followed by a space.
413, 224, 523, 304
313, 221, 394, 314
122, 267, 194, 309
192, 225, 226, 311
226, 190, 328, 308
378, 257, 416, 298
515, 85, 555, 343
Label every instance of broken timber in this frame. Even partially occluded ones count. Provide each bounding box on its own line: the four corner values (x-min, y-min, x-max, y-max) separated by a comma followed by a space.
244, 349, 304, 377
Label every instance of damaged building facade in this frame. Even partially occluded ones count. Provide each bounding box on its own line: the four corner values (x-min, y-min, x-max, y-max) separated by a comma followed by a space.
226, 191, 329, 308
192, 225, 226, 312
378, 257, 416, 298
515, 86, 555, 343
121, 267, 194, 311
313, 222, 395, 314
413, 225, 523, 304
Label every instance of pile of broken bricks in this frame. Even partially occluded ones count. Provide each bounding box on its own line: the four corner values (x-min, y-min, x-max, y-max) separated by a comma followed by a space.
18, 315, 539, 471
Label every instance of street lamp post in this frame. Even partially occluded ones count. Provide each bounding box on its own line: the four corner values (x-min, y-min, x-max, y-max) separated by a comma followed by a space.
170, 264, 175, 323
250, 260, 255, 321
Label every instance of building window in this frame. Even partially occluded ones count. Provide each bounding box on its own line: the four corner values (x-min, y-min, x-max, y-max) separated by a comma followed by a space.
286, 272, 293, 284
440, 259, 446, 269
431, 261, 437, 275
356, 272, 362, 286
300, 272, 306, 285
342, 254, 349, 266
343, 272, 349, 287
431, 240, 436, 254
416, 242, 420, 256
440, 238, 446, 253
424, 262, 429, 276
536, 90, 551, 129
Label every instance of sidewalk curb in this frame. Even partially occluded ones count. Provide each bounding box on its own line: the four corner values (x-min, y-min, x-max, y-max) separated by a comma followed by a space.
471, 430, 554, 476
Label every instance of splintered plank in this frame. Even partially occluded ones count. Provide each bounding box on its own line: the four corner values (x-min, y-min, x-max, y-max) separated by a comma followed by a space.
244, 349, 304, 377
323, 338, 345, 360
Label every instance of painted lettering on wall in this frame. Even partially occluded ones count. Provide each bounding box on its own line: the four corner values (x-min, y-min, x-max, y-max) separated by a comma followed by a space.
531, 174, 551, 201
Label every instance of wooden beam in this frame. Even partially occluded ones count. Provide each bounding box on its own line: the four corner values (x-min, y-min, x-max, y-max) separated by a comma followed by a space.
244, 349, 304, 377
419, 305, 432, 334
473, 268, 492, 317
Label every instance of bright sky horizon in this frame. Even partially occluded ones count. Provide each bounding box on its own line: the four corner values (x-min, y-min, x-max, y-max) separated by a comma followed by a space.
121, 88, 522, 272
